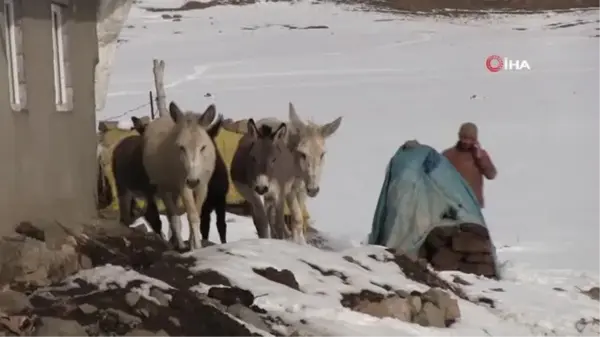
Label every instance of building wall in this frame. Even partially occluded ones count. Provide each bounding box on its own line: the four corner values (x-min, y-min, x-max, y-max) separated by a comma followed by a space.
0, 0, 99, 235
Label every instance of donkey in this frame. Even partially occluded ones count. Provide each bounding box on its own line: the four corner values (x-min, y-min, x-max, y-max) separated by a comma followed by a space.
111, 116, 162, 233
256, 103, 342, 234
133, 115, 229, 244
230, 119, 298, 241
142, 102, 222, 251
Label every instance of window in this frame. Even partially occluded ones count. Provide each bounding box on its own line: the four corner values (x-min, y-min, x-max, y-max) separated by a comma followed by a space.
3, 0, 25, 110
51, 3, 71, 109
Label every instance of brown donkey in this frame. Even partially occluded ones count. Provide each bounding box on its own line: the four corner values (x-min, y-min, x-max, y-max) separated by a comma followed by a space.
111, 116, 162, 234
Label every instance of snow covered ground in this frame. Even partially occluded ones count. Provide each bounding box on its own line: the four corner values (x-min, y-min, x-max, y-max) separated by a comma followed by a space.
98, 0, 599, 334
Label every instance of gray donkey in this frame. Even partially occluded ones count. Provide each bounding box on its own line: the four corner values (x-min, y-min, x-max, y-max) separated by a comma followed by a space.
256, 103, 342, 239
230, 119, 297, 241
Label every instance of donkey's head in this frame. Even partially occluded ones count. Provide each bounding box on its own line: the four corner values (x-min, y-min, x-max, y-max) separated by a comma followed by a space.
131, 116, 150, 135
169, 101, 222, 189
287, 102, 342, 197
246, 119, 289, 196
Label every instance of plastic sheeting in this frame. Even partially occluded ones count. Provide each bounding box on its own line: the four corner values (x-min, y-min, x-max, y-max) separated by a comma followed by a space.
95, 0, 134, 111
368, 143, 499, 274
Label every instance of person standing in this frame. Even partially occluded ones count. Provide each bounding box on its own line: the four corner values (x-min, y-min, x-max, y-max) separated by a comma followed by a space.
443, 122, 497, 208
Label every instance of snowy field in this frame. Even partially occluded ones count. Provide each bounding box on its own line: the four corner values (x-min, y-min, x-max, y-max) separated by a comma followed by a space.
98, 0, 599, 334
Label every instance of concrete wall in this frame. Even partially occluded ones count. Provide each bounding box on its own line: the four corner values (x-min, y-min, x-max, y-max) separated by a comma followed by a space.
0, 0, 99, 235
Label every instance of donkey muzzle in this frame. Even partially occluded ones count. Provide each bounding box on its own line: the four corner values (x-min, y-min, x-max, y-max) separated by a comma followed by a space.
306, 187, 320, 197
254, 185, 268, 195
186, 179, 200, 188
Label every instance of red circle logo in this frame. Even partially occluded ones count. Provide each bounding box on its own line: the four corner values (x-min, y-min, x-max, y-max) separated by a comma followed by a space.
486, 55, 503, 73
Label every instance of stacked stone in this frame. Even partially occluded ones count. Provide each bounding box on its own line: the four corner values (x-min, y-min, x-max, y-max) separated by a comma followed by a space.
419, 223, 498, 279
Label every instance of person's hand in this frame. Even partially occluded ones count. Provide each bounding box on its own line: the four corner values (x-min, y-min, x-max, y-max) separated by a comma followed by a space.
472, 142, 483, 159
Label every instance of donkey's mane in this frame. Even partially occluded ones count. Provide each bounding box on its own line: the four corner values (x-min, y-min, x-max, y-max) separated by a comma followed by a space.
258, 124, 274, 137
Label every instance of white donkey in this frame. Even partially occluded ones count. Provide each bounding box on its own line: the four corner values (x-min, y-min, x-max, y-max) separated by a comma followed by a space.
142, 102, 222, 251
257, 102, 342, 243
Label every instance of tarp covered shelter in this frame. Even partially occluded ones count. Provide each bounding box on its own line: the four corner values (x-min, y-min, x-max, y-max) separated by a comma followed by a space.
368, 142, 500, 277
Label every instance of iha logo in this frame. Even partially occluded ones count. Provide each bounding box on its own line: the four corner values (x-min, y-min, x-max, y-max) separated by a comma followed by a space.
485, 55, 531, 72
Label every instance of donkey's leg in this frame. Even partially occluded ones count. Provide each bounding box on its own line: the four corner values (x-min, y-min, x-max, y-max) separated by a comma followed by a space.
234, 181, 269, 239
296, 185, 310, 232
285, 191, 306, 245
264, 197, 280, 239
200, 199, 212, 242
117, 188, 134, 226
214, 198, 228, 244
273, 194, 288, 241
189, 184, 208, 250
162, 191, 185, 251
144, 192, 162, 237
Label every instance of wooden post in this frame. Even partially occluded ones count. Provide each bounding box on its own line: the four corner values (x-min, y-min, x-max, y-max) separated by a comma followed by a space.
149, 90, 155, 120
152, 59, 168, 117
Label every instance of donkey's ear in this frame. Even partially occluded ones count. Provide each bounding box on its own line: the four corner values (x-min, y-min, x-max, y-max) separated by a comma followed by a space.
131, 116, 144, 134
320, 116, 342, 138
273, 123, 287, 141
288, 102, 305, 130
169, 102, 184, 123
247, 118, 259, 139
199, 104, 217, 127
206, 114, 223, 139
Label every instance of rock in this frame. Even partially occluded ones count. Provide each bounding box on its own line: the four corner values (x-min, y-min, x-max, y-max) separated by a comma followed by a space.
79, 255, 93, 269
149, 287, 170, 306
207, 286, 254, 307
353, 296, 411, 322
227, 303, 271, 332
452, 275, 472, 286
156, 329, 169, 336
168, 316, 181, 327
125, 291, 141, 307
431, 247, 462, 270
465, 253, 494, 264
33, 317, 88, 336
195, 269, 232, 286
459, 223, 490, 238
414, 301, 445, 328
458, 261, 496, 277
390, 253, 468, 301
0, 289, 32, 314
78, 303, 98, 315
580, 286, 599, 301
0, 235, 83, 287
425, 228, 451, 248
408, 295, 422, 314
422, 288, 460, 324
15, 221, 45, 242
452, 232, 491, 253
125, 328, 168, 336
252, 267, 300, 291
105, 308, 142, 326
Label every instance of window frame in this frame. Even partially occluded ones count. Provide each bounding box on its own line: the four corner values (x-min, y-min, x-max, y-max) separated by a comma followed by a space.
50, 2, 69, 109
3, 0, 21, 109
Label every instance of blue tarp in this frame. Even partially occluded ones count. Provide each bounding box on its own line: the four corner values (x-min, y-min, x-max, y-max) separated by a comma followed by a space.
368, 143, 499, 274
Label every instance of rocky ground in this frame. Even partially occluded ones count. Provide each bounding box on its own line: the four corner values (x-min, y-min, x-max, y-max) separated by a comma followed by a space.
141, 0, 599, 15
0, 219, 472, 336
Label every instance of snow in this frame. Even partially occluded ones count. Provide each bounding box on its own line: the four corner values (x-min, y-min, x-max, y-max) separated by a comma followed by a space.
97, 0, 599, 335
67, 240, 598, 335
